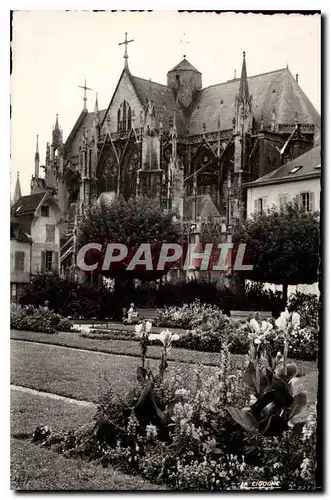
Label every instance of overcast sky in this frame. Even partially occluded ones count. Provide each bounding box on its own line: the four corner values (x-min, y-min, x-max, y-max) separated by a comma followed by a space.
11, 11, 321, 196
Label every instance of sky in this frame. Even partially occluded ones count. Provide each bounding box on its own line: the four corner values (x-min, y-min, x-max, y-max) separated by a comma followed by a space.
11, 10, 321, 197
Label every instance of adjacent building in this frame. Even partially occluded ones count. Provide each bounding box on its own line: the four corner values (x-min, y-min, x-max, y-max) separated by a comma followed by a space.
245, 145, 320, 217
244, 145, 321, 296
10, 185, 63, 302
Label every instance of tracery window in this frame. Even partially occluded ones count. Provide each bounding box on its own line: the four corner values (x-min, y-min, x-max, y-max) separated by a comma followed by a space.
117, 100, 132, 133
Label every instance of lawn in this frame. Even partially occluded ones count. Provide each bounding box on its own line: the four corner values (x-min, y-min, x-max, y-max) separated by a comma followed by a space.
11, 328, 317, 376
11, 340, 219, 403
11, 389, 165, 490
11, 338, 318, 411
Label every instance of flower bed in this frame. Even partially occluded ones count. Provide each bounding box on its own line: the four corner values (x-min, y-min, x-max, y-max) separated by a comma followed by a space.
31, 314, 318, 490
10, 303, 75, 334
85, 313, 317, 362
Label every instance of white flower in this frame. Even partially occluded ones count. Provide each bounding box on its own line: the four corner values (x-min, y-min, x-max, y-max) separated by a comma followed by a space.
275, 309, 291, 331
135, 323, 143, 336
145, 320, 152, 333
149, 329, 180, 349
249, 318, 260, 334
276, 309, 300, 333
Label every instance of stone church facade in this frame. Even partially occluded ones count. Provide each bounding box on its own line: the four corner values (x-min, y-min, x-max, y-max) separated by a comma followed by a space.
30, 43, 320, 272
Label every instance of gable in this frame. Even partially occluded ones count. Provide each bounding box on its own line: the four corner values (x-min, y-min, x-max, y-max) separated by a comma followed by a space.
101, 71, 145, 135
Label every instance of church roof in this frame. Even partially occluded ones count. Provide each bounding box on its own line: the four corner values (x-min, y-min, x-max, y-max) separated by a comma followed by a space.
189, 68, 320, 136
64, 108, 107, 155
130, 74, 187, 135
245, 145, 321, 187
168, 58, 201, 74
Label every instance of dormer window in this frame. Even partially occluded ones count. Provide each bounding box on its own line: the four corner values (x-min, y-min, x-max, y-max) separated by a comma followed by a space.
41, 206, 49, 217
117, 100, 132, 133
288, 166, 302, 174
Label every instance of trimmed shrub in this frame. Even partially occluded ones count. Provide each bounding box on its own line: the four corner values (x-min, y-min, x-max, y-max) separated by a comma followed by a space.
20, 273, 114, 320
10, 303, 75, 333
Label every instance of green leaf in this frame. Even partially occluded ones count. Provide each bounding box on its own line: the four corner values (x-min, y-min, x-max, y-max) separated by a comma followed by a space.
227, 407, 257, 431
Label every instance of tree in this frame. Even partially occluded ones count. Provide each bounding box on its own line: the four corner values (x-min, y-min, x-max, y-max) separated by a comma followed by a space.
233, 203, 320, 304
77, 196, 181, 291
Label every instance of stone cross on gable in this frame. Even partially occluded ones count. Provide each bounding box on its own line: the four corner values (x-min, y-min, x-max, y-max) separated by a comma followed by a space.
78, 79, 93, 110
119, 32, 134, 69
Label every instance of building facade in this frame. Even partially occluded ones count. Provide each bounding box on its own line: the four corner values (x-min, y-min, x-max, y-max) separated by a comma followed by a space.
244, 145, 321, 296
245, 146, 321, 217
10, 189, 63, 301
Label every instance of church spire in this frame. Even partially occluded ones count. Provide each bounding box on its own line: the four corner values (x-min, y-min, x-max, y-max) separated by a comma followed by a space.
238, 51, 250, 103
34, 134, 40, 178
13, 171, 22, 204
144, 78, 156, 133
93, 93, 100, 124
52, 113, 63, 148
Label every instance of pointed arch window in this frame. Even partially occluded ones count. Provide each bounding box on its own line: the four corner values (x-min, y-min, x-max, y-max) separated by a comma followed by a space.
117, 100, 132, 133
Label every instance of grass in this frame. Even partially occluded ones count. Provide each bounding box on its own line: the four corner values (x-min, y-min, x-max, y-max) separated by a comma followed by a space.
11, 440, 166, 490
11, 328, 317, 376
10, 389, 165, 491
11, 340, 219, 403
11, 390, 96, 437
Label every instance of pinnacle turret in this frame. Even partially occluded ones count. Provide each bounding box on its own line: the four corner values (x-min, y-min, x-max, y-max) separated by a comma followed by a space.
13, 171, 22, 204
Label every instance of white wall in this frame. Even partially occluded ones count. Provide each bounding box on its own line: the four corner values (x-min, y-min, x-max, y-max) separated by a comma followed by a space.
31, 201, 61, 273
246, 177, 320, 217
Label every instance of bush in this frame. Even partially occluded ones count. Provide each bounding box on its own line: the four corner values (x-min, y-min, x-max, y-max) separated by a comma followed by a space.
288, 292, 319, 329
10, 303, 75, 333
20, 273, 114, 320
153, 300, 231, 330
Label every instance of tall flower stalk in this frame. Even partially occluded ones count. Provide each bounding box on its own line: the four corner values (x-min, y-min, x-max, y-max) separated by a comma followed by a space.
149, 329, 180, 379
275, 309, 300, 377
134, 320, 152, 369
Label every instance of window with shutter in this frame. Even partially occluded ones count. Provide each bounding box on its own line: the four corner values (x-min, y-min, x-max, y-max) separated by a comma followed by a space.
46, 224, 55, 242
45, 251, 53, 272
254, 198, 266, 214
299, 192, 312, 212
41, 251, 46, 272
279, 194, 288, 212
254, 199, 259, 213
15, 251, 25, 272
52, 251, 59, 272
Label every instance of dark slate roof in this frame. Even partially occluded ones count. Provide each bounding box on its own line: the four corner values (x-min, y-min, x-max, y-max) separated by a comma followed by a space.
245, 146, 321, 187
11, 192, 45, 216
130, 74, 187, 135
189, 68, 321, 136
64, 108, 107, 156
168, 58, 201, 74
10, 216, 32, 243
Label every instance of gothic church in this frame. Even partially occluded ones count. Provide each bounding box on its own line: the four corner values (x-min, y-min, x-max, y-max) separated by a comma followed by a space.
29, 34, 320, 270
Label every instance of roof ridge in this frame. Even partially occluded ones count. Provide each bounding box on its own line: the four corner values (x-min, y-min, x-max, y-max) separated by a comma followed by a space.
201, 68, 288, 91
131, 74, 168, 89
